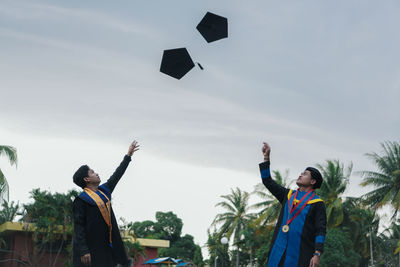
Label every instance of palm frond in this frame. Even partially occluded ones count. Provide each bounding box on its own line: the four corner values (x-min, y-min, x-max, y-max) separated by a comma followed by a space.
0, 146, 18, 167
0, 170, 9, 204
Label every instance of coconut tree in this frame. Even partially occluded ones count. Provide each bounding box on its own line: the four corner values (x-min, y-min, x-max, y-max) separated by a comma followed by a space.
0, 145, 18, 204
359, 141, 400, 219
0, 201, 20, 224
341, 197, 380, 266
316, 159, 352, 228
213, 188, 255, 240
0, 201, 20, 250
212, 187, 255, 267
380, 219, 400, 266
251, 170, 292, 226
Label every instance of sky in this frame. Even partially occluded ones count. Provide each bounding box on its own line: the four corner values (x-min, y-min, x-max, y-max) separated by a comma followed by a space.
1, 0, 399, 258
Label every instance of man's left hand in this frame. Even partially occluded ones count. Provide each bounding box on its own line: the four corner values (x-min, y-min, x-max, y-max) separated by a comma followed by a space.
309, 255, 320, 267
128, 140, 140, 156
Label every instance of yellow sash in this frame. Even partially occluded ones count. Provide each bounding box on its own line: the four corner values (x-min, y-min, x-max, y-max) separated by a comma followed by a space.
287, 189, 324, 205
84, 188, 112, 246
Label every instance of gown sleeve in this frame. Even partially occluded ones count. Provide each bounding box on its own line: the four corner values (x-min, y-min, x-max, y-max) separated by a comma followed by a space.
314, 202, 327, 253
73, 198, 90, 257
259, 161, 288, 203
105, 155, 132, 193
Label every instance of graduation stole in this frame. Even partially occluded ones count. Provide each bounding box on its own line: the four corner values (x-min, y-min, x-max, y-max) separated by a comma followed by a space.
282, 189, 322, 233
84, 188, 113, 247
287, 189, 324, 205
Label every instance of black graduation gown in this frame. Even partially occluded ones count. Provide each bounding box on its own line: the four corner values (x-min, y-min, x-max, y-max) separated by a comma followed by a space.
259, 161, 327, 267
73, 155, 132, 267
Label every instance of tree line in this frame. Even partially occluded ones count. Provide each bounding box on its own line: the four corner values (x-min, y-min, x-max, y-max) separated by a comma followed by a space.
1, 141, 399, 266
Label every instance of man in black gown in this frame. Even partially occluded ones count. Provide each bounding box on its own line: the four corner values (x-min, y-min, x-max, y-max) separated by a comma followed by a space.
72, 141, 139, 267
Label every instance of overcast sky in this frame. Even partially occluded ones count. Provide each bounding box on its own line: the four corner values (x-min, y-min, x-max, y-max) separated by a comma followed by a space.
1, 0, 399, 257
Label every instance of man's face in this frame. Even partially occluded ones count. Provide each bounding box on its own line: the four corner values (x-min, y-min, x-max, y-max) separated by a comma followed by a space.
84, 168, 100, 185
296, 170, 315, 188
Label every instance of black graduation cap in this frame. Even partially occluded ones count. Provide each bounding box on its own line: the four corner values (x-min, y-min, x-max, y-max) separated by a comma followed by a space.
196, 12, 228, 43
160, 48, 195, 80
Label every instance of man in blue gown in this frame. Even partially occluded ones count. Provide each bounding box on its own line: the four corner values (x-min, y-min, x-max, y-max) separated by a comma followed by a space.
259, 142, 326, 267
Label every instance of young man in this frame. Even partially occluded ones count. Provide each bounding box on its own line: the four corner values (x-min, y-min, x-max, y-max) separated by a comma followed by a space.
259, 142, 326, 267
72, 141, 139, 267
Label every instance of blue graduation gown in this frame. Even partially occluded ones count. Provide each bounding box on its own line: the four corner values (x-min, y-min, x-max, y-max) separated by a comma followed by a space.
259, 161, 326, 267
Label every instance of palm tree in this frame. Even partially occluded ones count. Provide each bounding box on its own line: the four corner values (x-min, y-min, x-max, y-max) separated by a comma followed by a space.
381, 219, 400, 265
359, 141, 400, 219
206, 229, 230, 267
0, 145, 18, 204
0, 201, 20, 250
316, 159, 352, 228
251, 170, 292, 226
341, 197, 380, 266
0, 201, 20, 224
212, 187, 255, 267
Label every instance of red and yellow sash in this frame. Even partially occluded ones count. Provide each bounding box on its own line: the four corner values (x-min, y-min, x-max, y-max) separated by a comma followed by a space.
84, 188, 112, 246
287, 189, 324, 205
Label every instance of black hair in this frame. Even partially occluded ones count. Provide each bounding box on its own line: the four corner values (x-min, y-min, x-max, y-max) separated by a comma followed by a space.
73, 165, 89, 189
306, 167, 323, 189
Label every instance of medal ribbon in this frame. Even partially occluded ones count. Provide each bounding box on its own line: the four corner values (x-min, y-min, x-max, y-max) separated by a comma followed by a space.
286, 189, 315, 226
84, 188, 113, 247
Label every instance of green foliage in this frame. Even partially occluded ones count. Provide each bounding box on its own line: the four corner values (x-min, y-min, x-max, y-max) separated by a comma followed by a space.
193, 245, 204, 267
0, 146, 18, 166
159, 234, 197, 260
212, 187, 255, 244
131, 211, 200, 262
340, 198, 378, 262
359, 141, 400, 219
132, 220, 158, 238
0, 201, 20, 247
374, 220, 400, 266
0, 145, 18, 204
320, 229, 359, 267
155, 211, 183, 242
206, 230, 230, 267
119, 219, 147, 264
0, 200, 20, 224
132, 211, 183, 242
251, 170, 291, 226
125, 240, 147, 264
255, 243, 269, 266
20, 188, 78, 266
23, 189, 78, 231
316, 159, 352, 228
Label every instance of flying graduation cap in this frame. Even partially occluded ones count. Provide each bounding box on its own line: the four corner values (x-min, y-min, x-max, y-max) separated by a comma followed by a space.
160, 48, 203, 80
196, 12, 228, 43
159, 12, 228, 80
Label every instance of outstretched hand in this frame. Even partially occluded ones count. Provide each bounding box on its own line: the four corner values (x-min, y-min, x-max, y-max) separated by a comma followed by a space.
262, 142, 271, 161
128, 140, 140, 156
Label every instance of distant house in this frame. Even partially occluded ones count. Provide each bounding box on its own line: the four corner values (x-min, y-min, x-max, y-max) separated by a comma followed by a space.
0, 222, 169, 267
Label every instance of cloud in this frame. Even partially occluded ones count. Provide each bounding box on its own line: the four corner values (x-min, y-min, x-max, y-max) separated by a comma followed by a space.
0, 1, 163, 39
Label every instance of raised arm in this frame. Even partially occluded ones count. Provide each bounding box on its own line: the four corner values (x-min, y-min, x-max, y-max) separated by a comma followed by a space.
259, 142, 288, 203
105, 141, 139, 193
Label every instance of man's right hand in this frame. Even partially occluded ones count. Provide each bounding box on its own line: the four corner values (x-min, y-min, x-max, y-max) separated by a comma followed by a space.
128, 140, 140, 157
262, 142, 271, 162
81, 253, 91, 266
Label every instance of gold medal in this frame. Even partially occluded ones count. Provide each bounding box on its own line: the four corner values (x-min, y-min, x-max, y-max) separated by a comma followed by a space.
282, 224, 289, 233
